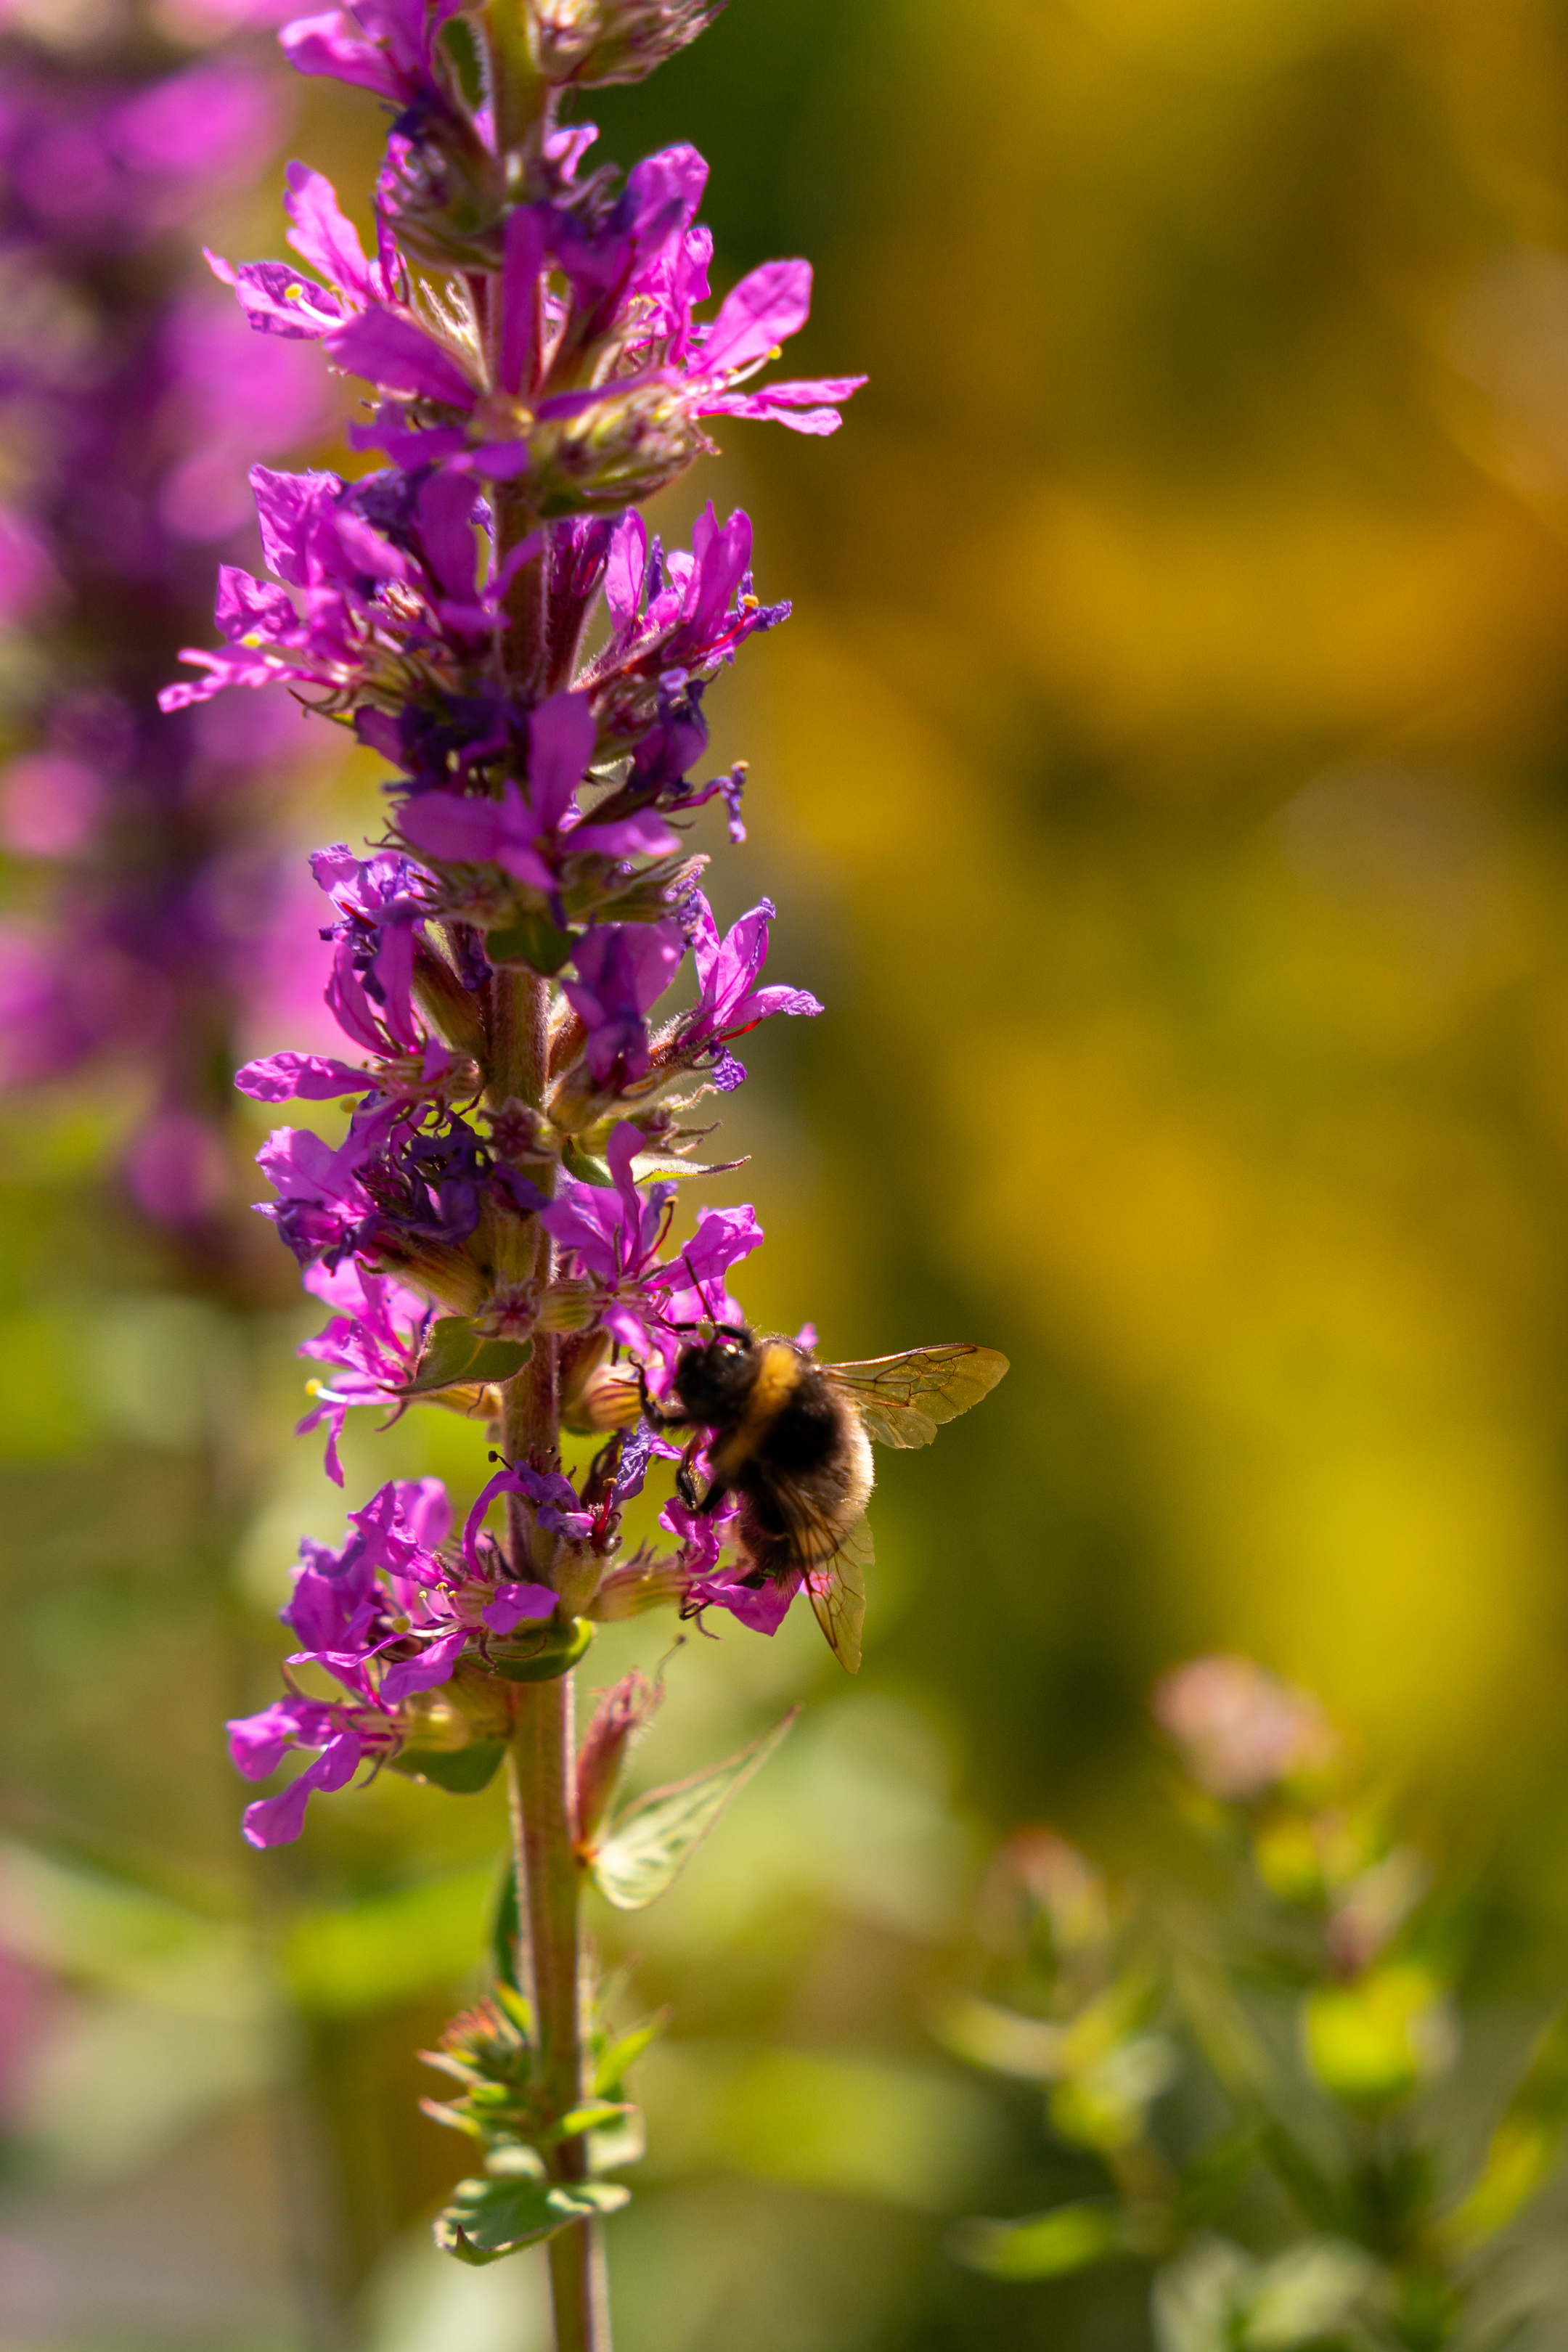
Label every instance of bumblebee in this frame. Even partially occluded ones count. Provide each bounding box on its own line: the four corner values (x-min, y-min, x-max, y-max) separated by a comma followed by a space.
640, 1329, 1009, 1671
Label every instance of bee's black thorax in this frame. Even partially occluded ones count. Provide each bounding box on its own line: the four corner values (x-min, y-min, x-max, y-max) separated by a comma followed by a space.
674, 1335, 845, 1485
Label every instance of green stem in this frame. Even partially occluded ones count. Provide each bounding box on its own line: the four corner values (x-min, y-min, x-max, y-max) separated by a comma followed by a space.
507, 1680, 611, 2352
483, 0, 550, 160
475, 19, 607, 2324
500, 1330, 607, 2350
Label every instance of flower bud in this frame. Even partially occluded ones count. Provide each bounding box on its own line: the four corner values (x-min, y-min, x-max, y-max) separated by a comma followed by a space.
560, 1333, 643, 1434
528, 0, 725, 87
575, 1670, 659, 1849
473, 1281, 541, 1341
589, 1551, 693, 1620
530, 386, 712, 518
537, 1281, 599, 1333
391, 1662, 516, 1794
486, 1098, 554, 1164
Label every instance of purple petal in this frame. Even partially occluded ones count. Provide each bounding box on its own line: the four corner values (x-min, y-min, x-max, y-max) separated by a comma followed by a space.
483, 1581, 560, 1635
727, 375, 866, 404
701, 259, 812, 375
215, 255, 348, 340
325, 309, 475, 407
279, 9, 405, 98
571, 808, 681, 860
604, 512, 647, 629
527, 692, 596, 830
730, 982, 825, 1026
380, 1629, 467, 1702
499, 205, 547, 396
241, 1729, 362, 1849
689, 1567, 799, 1635
235, 1051, 369, 1102
250, 465, 340, 587
398, 789, 517, 868
214, 565, 298, 642
285, 160, 375, 300
227, 1695, 335, 1780
416, 470, 483, 600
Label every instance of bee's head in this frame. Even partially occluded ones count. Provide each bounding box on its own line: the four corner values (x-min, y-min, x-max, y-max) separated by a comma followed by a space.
672, 1324, 756, 1420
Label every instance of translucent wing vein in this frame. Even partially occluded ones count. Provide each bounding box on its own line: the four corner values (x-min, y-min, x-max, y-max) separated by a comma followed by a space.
828, 1344, 1009, 1449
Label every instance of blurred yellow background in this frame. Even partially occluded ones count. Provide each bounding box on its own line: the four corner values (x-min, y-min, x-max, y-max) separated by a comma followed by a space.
10, 0, 1568, 2344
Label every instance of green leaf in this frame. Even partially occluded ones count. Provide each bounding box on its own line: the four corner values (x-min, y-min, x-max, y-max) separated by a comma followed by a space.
490, 1863, 524, 1994
587, 2109, 646, 2175
949, 2198, 1138, 2281
593, 2017, 666, 2096
590, 1710, 798, 1912
399, 1316, 531, 1397
485, 912, 576, 975
391, 1739, 507, 1794
538, 2100, 632, 2145
436, 2175, 630, 2263
563, 1143, 616, 1187
1447, 1998, 1568, 2246
630, 1147, 748, 1183
929, 1991, 1065, 2081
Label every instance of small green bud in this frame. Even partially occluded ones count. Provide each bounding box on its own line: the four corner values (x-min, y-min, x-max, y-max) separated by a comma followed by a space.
528, 0, 726, 89
491, 1616, 595, 1681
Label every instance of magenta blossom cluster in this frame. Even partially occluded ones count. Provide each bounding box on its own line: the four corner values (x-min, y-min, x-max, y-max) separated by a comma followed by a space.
200, 0, 862, 1846
0, 32, 333, 1238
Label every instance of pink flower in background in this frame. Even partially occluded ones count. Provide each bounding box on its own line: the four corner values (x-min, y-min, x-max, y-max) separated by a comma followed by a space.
1153, 1654, 1340, 1800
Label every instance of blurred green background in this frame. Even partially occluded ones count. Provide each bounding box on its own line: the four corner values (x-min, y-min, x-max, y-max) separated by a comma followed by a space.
11, 0, 1568, 2343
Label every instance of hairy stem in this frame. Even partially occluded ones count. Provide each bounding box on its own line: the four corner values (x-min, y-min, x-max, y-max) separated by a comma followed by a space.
489, 997, 600, 2345
475, 8, 608, 2285
507, 1679, 610, 2352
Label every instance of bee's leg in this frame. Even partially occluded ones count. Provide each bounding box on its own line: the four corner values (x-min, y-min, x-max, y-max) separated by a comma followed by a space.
637, 1366, 693, 1433
676, 1436, 706, 1511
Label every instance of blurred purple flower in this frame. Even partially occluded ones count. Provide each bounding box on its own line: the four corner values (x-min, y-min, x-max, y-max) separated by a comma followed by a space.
0, 35, 333, 1246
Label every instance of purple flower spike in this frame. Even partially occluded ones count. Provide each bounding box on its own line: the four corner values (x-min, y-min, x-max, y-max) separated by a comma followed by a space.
177, 0, 884, 1887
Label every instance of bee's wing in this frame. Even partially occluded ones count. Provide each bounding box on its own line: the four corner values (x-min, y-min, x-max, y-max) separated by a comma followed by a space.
805, 1515, 872, 1676
753, 1476, 872, 1676
826, 1344, 1010, 1450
